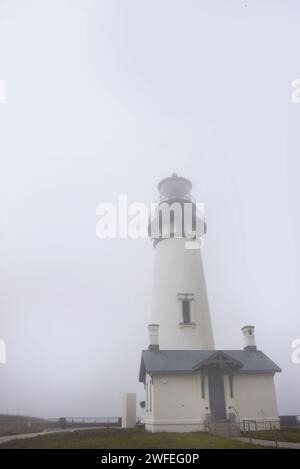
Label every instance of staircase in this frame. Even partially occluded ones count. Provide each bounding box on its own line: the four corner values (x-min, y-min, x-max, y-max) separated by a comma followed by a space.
209, 420, 241, 437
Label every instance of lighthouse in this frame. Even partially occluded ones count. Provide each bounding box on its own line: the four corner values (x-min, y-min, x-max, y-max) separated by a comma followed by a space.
149, 173, 214, 350
139, 174, 281, 433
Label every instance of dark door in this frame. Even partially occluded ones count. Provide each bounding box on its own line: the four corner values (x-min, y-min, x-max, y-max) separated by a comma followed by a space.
208, 371, 226, 420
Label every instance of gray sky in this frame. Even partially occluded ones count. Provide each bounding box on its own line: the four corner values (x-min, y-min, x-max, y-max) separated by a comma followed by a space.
0, 0, 300, 418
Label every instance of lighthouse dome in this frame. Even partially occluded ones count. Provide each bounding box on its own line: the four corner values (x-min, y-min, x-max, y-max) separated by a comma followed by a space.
157, 173, 192, 202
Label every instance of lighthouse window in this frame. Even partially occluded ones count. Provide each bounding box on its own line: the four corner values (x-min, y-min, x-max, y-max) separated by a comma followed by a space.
182, 299, 191, 324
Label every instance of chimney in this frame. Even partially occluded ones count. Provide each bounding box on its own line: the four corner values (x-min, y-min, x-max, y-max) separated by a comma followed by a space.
148, 324, 159, 351
242, 325, 257, 351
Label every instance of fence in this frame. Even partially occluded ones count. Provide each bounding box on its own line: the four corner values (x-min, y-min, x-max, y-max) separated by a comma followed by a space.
240, 419, 281, 432
46, 417, 121, 429
241, 417, 300, 446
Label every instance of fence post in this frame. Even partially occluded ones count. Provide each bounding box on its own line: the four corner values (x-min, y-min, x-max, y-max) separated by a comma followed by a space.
273, 425, 278, 449
248, 422, 252, 444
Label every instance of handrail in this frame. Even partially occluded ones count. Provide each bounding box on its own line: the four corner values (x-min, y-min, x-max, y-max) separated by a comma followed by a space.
228, 406, 240, 424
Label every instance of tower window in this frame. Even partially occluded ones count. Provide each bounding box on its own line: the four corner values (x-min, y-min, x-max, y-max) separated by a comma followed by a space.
182, 299, 191, 324
177, 293, 194, 326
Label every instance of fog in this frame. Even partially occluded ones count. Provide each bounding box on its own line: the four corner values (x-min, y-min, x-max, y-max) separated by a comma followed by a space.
0, 0, 299, 418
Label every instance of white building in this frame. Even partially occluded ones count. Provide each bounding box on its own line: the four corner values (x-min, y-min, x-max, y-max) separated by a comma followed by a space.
139, 174, 281, 433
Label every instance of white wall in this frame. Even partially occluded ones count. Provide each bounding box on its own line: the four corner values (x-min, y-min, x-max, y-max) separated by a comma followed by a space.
122, 393, 136, 429
144, 371, 279, 432
226, 373, 279, 424
144, 373, 209, 432
151, 238, 215, 350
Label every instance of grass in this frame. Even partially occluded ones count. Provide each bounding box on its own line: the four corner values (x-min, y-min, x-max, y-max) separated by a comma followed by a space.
0, 414, 57, 437
0, 414, 117, 437
245, 429, 300, 444
0, 428, 270, 449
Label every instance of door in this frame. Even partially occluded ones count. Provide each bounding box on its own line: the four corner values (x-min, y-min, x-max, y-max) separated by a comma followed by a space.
208, 371, 226, 420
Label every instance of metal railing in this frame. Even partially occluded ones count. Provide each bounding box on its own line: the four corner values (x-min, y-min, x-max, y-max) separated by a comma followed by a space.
240, 419, 300, 447
46, 417, 121, 428
205, 417, 300, 443
157, 194, 196, 204
228, 406, 240, 425
241, 419, 281, 432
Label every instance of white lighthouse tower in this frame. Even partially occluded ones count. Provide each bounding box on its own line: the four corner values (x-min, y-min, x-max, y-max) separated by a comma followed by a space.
139, 174, 281, 433
149, 174, 215, 350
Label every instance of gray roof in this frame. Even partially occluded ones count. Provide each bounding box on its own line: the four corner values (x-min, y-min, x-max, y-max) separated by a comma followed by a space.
139, 349, 281, 382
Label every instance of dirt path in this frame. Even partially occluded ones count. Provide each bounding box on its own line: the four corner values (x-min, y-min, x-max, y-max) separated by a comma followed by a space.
0, 427, 108, 445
